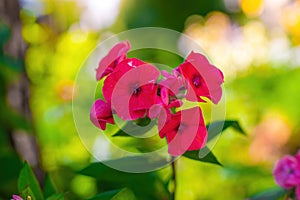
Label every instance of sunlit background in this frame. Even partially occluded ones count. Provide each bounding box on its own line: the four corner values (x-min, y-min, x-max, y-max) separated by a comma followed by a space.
1, 0, 300, 199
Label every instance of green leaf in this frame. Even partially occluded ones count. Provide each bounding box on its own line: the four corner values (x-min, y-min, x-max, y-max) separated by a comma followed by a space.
0, 55, 24, 72
18, 162, 44, 200
79, 155, 168, 177
45, 193, 64, 200
88, 189, 122, 200
0, 22, 11, 48
113, 129, 130, 137
0, 104, 32, 132
113, 120, 245, 139
135, 117, 151, 126
111, 188, 136, 200
207, 120, 245, 142
43, 174, 57, 198
89, 188, 136, 200
249, 187, 286, 200
20, 186, 37, 200
182, 147, 222, 166
112, 119, 156, 137
79, 159, 169, 199
0, 154, 22, 184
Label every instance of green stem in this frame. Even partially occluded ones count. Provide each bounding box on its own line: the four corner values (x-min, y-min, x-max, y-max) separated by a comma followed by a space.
171, 157, 177, 200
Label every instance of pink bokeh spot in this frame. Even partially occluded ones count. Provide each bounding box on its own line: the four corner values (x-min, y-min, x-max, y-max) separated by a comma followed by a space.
273, 155, 300, 189
179, 51, 224, 104
11, 195, 23, 200
90, 99, 115, 130
96, 40, 130, 80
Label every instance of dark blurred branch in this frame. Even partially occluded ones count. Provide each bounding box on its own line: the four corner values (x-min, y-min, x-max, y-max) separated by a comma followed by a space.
0, 0, 45, 185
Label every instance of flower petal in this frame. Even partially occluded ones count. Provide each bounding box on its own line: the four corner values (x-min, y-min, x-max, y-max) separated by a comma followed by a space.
179, 51, 224, 104
111, 64, 160, 120
12, 195, 23, 200
90, 99, 114, 130
159, 107, 207, 156
96, 40, 130, 80
102, 58, 148, 102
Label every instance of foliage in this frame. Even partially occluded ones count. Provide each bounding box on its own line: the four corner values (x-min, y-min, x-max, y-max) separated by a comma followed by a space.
17, 162, 64, 200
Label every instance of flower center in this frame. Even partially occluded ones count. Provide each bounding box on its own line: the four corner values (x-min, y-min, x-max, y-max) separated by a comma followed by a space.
133, 86, 141, 95
129, 82, 142, 96
192, 76, 201, 87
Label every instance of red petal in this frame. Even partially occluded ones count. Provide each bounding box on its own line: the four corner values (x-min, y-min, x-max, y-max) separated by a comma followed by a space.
111, 64, 160, 120
161, 107, 207, 156
90, 99, 114, 130
96, 40, 130, 80
179, 52, 224, 104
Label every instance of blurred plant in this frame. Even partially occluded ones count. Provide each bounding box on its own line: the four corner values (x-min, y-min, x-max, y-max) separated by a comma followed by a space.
14, 162, 63, 200
246, 151, 300, 200
273, 151, 300, 199
0, 0, 44, 197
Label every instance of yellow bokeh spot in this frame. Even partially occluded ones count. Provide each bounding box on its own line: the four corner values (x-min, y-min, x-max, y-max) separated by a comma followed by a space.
281, 1, 300, 45
56, 79, 76, 102
240, 0, 264, 17
51, 30, 96, 80
22, 23, 48, 44
205, 11, 231, 41
71, 175, 97, 198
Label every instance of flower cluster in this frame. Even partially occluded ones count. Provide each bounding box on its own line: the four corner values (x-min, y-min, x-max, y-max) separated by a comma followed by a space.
273, 151, 300, 198
90, 40, 224, 156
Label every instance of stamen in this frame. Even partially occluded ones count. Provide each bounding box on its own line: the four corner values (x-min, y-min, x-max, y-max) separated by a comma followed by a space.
193, 76, 201, 87
133, 87, 141, 95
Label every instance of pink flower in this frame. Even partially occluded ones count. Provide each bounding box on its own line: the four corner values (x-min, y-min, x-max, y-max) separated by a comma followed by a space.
158, 107, 207, 156
108, 62, 160, 120
273, 155, 300, 189
178, 51, 224, 104
11, 195, 23, 200
96, 40, 130, 80
90, 99, 114, 130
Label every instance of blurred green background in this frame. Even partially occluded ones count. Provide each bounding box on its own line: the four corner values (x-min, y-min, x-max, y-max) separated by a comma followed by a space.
1, 0, 300, 199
